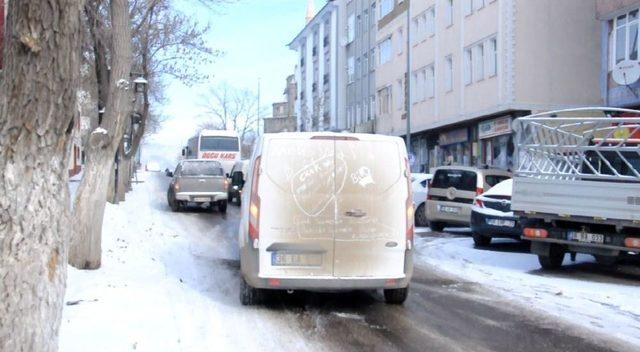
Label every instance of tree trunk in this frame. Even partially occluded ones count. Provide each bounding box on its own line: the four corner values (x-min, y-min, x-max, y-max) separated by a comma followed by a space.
122, 155, 133, 192
69, 0, 133, 270
0, 1, 83, 351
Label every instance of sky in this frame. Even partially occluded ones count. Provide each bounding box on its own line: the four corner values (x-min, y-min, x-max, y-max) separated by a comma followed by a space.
144, 0, 326, 168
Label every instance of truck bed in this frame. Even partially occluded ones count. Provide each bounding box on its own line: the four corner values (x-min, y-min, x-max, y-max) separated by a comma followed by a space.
512, 176, 640, 224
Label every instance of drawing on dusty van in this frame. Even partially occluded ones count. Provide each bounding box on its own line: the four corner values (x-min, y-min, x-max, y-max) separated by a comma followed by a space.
290, 154, 347, 217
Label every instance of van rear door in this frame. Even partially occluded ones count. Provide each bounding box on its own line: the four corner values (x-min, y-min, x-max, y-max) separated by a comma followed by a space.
258, 137, 336, 278
333, 138, 407, 278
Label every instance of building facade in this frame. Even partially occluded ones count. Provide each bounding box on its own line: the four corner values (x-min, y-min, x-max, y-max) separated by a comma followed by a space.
597, 0, 640, 108
382, 0, 601, 172
289, 0, 347, 132
265, 75, 298, 133
374, 0, 409, 138
1, 0, 5, 71
345, 0, 377, 133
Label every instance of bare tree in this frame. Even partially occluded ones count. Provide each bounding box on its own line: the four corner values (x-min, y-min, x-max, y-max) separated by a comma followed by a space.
0, 1, 84, 350
69, 0, 134, 269
199, 83, 262, 149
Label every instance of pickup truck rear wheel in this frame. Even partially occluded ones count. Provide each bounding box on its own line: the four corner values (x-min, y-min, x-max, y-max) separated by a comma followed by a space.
240, 278, 261, 305
538, 244, 565, 270
218, 200, 228, 213
384, 287, 409, 305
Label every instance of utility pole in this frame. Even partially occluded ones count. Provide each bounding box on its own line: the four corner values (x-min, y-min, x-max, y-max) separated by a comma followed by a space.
405, 1, 412, 153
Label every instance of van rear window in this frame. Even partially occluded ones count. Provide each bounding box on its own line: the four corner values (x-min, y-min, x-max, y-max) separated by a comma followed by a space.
431, 170, 477, 191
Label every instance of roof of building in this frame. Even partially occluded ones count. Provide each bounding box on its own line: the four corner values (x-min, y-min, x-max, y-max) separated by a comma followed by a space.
288, 1, 336, 49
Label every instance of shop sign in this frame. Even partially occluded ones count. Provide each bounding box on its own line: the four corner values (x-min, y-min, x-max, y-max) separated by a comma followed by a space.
439, 128, 468, 146
479, 117, 512, 139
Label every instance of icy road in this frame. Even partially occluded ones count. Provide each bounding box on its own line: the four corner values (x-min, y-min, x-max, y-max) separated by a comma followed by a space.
60, 172, 635, 352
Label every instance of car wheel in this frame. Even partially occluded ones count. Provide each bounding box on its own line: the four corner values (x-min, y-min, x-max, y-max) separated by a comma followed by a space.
538, 244, 565, 270
472, 233, 492, 247
384, 287, 409, 305
429, 221, 445, 232
240, 278, 261, 305
218, 200, 228, 213
415, 204, 428, 227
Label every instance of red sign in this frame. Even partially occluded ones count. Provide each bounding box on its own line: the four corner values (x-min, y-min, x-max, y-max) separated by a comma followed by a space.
202, 152, 238, 160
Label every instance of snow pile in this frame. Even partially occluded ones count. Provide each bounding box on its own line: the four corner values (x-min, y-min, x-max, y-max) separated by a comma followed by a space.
92, 127, 108, 135
414, 236, 640, 347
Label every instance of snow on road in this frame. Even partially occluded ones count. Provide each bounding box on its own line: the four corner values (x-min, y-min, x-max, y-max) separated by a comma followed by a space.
59, 173, 328, 352
414, 236, 640, 347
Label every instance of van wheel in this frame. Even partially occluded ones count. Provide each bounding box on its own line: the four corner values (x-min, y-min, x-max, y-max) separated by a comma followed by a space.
240, 278, 260, 305
415, 204, 428, 227
218, 200, 228, 213
429, 221, 445, 232
538, 244, 565, 270
472, 233, 492, 247
384, 287, 409, 305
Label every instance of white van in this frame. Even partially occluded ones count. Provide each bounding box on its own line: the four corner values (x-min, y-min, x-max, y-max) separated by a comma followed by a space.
238, 133, 414, 305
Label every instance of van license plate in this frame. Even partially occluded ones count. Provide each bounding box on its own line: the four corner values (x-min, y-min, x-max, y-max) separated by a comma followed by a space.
272, 253, 322, 267
193, 197, 211, 202
568, 231, 605, 244
438, 205, 460, 214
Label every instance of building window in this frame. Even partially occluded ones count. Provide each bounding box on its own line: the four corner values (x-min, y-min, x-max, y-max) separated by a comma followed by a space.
370, 48, 376, 70
347, 14, 356, 44
380, 0, 393, 19
413, 8, 434, 43
370, 95, 376, 120
378, 86, 392, 115
425, 65, 435, 99
486, 37, 497, 77
446, 0, 454, 26
445, 55, 453, 92
348, 56, 355, 83
426, 7, 435, 37
474, 43, 484, 81
324, 35, 330, 47
464, 48, 472, 85
397, 28, 404, 55
379, 37, 392, 65
473, 0, 485, 12
396, 78, 404, 111
614, 9, 639, 67
463, 0, 472, 16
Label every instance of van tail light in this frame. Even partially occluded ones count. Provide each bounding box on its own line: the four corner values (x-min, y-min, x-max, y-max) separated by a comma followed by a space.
523, 228, 549, 239
249, 156, 261, 247
476, 187, 484, 196
405, 158, 414, 245
474, 198, 484, 208
625, 238, 640, 249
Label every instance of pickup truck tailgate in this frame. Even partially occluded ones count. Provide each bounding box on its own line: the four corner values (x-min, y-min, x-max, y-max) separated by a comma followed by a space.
179, 176, 226, 193
512, 177, 640, 222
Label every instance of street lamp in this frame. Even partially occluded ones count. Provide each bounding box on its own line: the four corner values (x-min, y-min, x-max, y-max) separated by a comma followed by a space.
133, 76, 148, 93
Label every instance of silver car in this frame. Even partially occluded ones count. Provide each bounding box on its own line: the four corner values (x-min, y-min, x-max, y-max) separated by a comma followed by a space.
167, 160, 229, 213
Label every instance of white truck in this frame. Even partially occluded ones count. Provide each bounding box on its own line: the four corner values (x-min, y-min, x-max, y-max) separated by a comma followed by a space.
512, 107, 640, 269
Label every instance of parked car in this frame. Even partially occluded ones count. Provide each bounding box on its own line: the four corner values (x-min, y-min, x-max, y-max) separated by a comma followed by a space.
227, 160, 249, 206
470, 179, 522, 247
411, 173, 433, 227
426, 166, 511, 232
167, 160, 229, 213
239, 132, 414, 305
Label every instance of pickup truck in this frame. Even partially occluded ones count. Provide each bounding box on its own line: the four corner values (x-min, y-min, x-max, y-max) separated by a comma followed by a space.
512, 107, 640, 269
167, 159, 229, 213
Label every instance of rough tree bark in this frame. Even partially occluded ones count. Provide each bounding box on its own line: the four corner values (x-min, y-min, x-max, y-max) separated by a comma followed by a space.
0, 0, 84, 351
69, 0, 133, 269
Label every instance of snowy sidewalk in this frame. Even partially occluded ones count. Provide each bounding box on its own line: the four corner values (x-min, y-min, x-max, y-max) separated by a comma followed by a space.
414, 236, 640, 347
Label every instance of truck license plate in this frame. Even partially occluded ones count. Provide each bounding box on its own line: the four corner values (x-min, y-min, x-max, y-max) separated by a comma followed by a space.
487, 219, 516, 228
568, 231, 605, 244
438, 205, 460, 214
271, 252, 322, 267
193, 197, 211, 202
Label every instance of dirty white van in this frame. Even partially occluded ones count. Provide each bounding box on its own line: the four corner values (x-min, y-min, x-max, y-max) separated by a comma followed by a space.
238, 132, 414, 305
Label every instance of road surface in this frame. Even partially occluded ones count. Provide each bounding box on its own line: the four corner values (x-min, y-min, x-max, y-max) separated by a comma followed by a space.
62, 172, 633, 352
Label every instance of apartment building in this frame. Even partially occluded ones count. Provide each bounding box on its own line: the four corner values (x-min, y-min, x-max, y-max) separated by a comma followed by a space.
377, 0, 601, 172
375, 0, 409, 138
597, 0, 640, 108
345, 0, 377, 133
265, 75, 298, 133
289, 0, 347, 131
